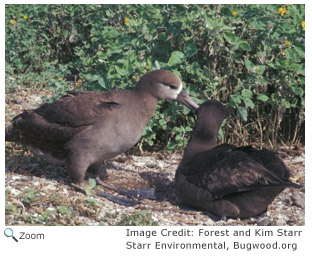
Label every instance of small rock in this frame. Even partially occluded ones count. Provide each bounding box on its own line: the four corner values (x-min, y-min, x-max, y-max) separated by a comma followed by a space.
146, 163, 156, 168
157, 160, 166, 169
33, 180, 40, 186
271, 217, 287, 226
257, 218, 271, 226
10, 188, 21, 196
11, 98, 22, 104
12, 175, 22, 180
111, 162, 119, 170
134, 162, 145, 167
291, 192, 305, 208
46, 185, 57, 191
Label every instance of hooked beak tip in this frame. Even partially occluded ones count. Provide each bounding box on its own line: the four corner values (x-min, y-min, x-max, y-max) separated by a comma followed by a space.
176, 88, 199, 113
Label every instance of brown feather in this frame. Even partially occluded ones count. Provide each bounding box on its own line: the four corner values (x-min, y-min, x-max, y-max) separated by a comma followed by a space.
176, 100, 301, 218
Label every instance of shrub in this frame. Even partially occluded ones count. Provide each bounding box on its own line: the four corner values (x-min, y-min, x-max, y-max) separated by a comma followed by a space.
5, 4, 305, 150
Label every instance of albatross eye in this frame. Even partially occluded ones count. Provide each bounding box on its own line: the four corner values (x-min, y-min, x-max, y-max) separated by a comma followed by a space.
168, 85, 176, 90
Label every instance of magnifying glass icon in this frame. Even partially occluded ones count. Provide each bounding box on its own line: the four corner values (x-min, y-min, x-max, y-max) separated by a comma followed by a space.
4, 228, 18, 242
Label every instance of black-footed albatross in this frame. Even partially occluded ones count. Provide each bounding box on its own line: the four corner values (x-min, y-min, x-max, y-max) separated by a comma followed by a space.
6, 69, 199, 205
175, 100, 301, 219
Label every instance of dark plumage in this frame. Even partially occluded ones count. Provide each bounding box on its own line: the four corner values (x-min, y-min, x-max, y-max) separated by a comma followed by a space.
6, 70, 198, 191
175, 100, 301, 218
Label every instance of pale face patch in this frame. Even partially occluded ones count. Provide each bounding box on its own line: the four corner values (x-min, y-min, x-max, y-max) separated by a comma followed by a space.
156, 81, 183, 100
173, 82, 183, 99
164, 81, 183, 100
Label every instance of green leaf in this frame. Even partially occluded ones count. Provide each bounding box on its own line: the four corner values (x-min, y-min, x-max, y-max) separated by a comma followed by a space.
115, 65, 127, 76
105, 27, 120, 39
285, 49, 300, 63
292, 86, 304, 96
282, 99, 291, 109
294, 44, 305, 58
185, 126, 193, 132
183, 104, 191, 115
281, 23, 296, 34
266, 61, 276, 69
175, 135, 181, 141
57, 206, 70, 214
242, 89, 253, 99
230, 94, 241, 104
237, 106, 248, 121
255, 65, 266, 75
97, 77, 108, 88
159, 118, 167, 130
166, 141, 177, 151
243, 97, 255, 109
167, 51, 185, 66
186, 62, 201, 76
287, 63, 303, 72
202, 66, 213, 79
84, 186, 91, 196
257, 94, 270, 102
154, 60, 161, 69
244, 57, 254, 70
224, 31, 236, 44
80, 73, 99, 82
288, 5, 300, 25
185, 43, 198, 58
291, 98, 298, 107
88, 178, 96, 188
218, 128, 225, 142
238, 41, 252, 51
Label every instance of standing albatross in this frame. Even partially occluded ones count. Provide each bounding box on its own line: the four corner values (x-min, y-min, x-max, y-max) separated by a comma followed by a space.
175, 100, 301, 218
6, 69, 199, 203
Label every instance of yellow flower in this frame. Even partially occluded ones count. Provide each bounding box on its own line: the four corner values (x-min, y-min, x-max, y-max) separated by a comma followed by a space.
285, 40, 291, 47
23, 15, 28, 20
10, 19, 16, 25
124, 17, 129, 25
232, 10, 237, 16
301, 21, 305, 30
278, 6, 287, 16
58, 77, 63, 81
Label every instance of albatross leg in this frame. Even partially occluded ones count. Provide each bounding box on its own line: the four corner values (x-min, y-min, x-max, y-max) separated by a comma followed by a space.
66, 152, 89, 185
68, 157, 157, 205
87, 162, 108, 180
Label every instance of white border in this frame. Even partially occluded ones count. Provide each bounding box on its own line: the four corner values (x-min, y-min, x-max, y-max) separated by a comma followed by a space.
1, 1, 310, 258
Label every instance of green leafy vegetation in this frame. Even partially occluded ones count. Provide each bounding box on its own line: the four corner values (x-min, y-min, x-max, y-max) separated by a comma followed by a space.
5, 184, 120, 225
83, 178, 97, 196
116, 210, 158, 226
6, 4, 305, 150
21, 188, 38, 206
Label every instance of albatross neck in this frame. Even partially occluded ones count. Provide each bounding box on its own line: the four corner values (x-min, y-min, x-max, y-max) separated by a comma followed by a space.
132, 87, 159, 122
183, 137, 217, 159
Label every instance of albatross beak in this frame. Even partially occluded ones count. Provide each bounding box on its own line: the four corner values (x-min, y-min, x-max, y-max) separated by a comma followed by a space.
176, 88, 199, 113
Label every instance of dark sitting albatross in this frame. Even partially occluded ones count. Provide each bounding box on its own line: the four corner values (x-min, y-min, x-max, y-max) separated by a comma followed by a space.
6, 69, 199, 205
175, 100, 301, 219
